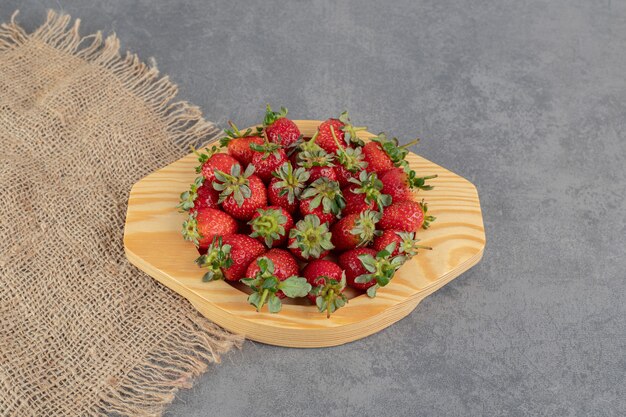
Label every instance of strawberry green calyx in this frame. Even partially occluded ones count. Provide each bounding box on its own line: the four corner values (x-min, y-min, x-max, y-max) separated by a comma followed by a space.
241, 258, 311, 313
213, 164, 255, 207
394, 231, 432, 258
354, 243, 407, 298
272, 162, 310, 204
299, 136, 324, 153
181, 211, 201, 246
335, 145, 367, 173
248, 207, 289, 247
350, 210, 383, 247
310, 273, 348, 318
298, 148, 335, 169
193, 145, 221, 174
338, 111, 366, 147
250, 138, 283, 160
372, 133, 418, 169
286, 135, 305, 155
287, 136, 322, 157
348, 171, 392, 211
195, 237, 233, 281
301, 178, 346, 215
420, 200, 436, 229
220, 120, 262, 147
404, 167, 438, 191
263, 104, 288, 127
329, 123, 368, 172
289, 215, 334, 259
178, 176, 204, 212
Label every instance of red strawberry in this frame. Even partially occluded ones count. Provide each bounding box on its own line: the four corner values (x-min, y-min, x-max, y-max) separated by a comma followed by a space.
299, 178, 345, 225
193, 181, 220, 212
314, 111, 365, 153
302, 260, 344, 302
343, 189, 374, 216
315, 118, 345, 154
339, 244, 406, 297
362, 133, 418, 173
288, 214, 334, 260
362, 141, 393, 173
379, 167, 437, 202
309, 166, 337, 183
242, 249, 311, 313
378, 199, 436, 231
245, 249, 299, 283
371, 230, 432, 258
379, 168, 411, 202
178, 176, 219, 213
330, 210, 381, 251
248, 206, 294, 248
342, 171, 391, 216
302, 260, 348, 317
336, 165, 359, 188
214, 165, 267, 221
263, 105, 301, 148
297, 149, 337, 183
339, 248, 376, 291
250, 140, 288, 183
195, 234, 266, 281
268, 162, 310, 214
335, 146, 368, 187
182, 208, 238, 252
220, 121, 265, 165
195, 145, 241, 184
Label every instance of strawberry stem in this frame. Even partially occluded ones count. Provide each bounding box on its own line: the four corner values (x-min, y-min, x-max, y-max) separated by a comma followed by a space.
330, 125, 344, 150
190, 144, 202, 158
258, 289, 269, 312
399, 138, 420, 149
326, 289, 334, 318
227, 120, 241, 136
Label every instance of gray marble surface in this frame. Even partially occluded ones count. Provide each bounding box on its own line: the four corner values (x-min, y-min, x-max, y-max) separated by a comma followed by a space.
3, 1, 625, 416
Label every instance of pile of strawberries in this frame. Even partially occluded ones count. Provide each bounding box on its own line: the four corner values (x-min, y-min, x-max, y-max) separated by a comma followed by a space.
179, 105, 436, 317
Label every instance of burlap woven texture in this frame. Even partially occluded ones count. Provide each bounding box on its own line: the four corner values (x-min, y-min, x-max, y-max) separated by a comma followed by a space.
0, 10, 243, 416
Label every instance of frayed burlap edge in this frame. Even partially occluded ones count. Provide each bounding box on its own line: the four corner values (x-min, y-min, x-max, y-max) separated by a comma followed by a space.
0, 10, 222, 152
92, 314, 243, 416
0, 10, 243, 416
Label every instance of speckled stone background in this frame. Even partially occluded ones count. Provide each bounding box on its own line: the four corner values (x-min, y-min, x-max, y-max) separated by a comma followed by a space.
3, 1, 625, 416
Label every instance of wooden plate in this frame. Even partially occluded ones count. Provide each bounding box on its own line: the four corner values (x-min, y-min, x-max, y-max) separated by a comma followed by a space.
123, 120, 485, 348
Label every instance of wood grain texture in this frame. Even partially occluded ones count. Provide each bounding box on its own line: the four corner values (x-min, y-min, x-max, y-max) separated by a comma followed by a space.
123, 120, 486, 347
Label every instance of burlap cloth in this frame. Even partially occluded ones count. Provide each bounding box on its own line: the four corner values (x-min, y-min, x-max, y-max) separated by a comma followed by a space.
0, 10, 243, 416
